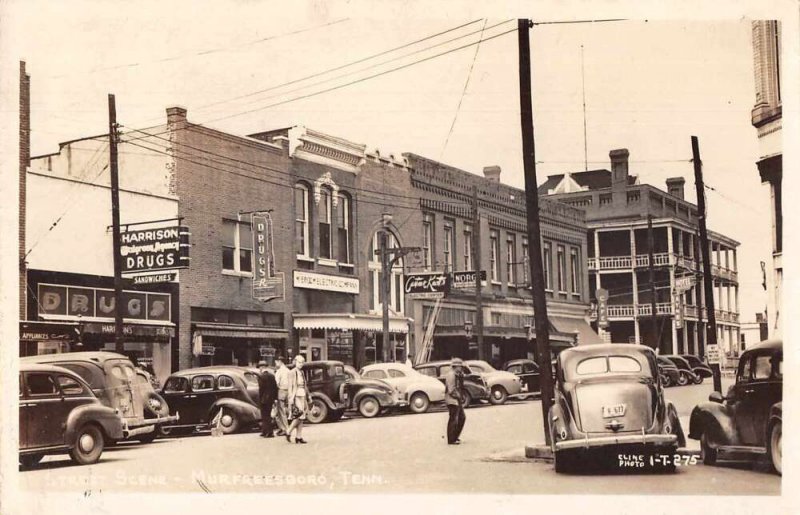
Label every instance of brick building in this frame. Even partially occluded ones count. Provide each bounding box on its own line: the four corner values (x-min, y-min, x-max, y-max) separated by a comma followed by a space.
751, 20, 782, 338
540, 149, 741, 360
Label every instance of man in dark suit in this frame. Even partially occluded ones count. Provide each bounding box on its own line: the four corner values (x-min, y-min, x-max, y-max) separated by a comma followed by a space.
445, 357, 466, 445
257, 361, 278, 438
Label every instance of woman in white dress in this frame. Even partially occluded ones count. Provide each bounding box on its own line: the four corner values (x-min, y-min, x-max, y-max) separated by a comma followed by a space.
286, 355, 311, 444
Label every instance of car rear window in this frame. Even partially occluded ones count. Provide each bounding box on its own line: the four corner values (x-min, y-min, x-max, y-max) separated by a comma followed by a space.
416, 367, 437, 378
388, 369, 406, 378
332, 365, 345, 377
243, 372, 260, 385
508, 365, 522, 374
575, 356, 643, 376
218, 375, 235, 389
364, 370, 387, 379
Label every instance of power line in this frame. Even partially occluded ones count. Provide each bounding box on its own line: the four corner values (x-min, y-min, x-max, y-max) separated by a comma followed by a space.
531, 18, 628, 26
704, 182, 766, 215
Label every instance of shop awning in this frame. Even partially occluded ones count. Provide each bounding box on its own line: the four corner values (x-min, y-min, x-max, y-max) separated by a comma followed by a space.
293, 313, 411, 333
550, 315, 603, 345
193, 323, 288, 339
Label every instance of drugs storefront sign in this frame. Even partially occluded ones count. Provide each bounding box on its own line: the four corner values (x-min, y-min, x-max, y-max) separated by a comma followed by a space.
119, 223, 190, 274
37, 283, 171, 322
404, 272, 449, 299
251, 212, 284, 301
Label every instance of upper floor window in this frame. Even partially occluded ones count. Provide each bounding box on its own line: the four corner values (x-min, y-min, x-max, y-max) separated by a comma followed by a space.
443, 220, 455, 272
463, 223, 473, 271
570, 247, 581, 295
338, 194, 352, 264
295, 183, 310, 257
318, 187, 333, 260
222, 219, 253, 274
506, 233, 517, 286
490, 230, 499, 282
543, 242, 552, 291
422, 214, 433, 270
557, 245, 566, 292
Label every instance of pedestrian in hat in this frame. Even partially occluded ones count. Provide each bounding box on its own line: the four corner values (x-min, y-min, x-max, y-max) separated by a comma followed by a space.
285, 355, 311, 443
273, 355, 290, 436
257, 361, 278, 438
444, 357, 466, 445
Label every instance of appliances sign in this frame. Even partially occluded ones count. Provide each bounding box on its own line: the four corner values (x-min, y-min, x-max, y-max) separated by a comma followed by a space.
119, 223, 190, 274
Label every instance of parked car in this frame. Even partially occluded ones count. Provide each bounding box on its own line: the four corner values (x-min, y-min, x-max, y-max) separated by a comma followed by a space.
657, 356, 681, 387
503, 359, 541, 394
19, 364, 124, 468
342, 365, 407, 418
680, 354, 714, 384
304, 360, 350, 424
360, 362, 445, 414
548, 344, 685, 473
414, 361, 490, 407
465, 360, 522, 405
688, 339, 782, 475
22, 351, 177, 443
159, 366, 261, 435
662, 355, 699, 386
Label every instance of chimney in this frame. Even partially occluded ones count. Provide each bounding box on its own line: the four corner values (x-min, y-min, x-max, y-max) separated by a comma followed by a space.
483, 165, 501, 183
166, 106, 188, 124
610, 149, 629, 189
666, 177, 685, 200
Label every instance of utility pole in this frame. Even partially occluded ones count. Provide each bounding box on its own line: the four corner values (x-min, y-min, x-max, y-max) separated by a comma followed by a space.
647, 215, 659, 351
694, 229, 705, 356
472, 185, 485, 361
692, 136, 721, 393
518, 18, 553, 445
377, 229, 420, 363
108, 94, 124, 353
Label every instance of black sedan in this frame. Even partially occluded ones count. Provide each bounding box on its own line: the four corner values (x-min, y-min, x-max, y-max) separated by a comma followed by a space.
657, 356, 681, 387
662, 355, 699, 386
680, 354, 714, 384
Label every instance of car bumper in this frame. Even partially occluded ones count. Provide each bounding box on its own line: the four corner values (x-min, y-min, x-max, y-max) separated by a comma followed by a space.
123, 413, 180, 433
554, 433, 677, 451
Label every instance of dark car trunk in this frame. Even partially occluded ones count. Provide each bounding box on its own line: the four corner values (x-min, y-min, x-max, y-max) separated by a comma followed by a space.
574, 378, 654, 434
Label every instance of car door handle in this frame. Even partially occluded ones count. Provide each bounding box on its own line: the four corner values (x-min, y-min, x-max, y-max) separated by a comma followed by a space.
744, 389, 754, 393
186, 395, 197, 398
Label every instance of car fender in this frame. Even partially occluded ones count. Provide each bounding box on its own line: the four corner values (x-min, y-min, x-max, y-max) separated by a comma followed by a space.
548, 403, 570, 449
310, 391, 337, 410
65, 404, 124, 445
664, 401, 686, 447
688, 402, 737, 447
352, 386, 390, 407
208, 398, 260, 423
408, 381, 445, 402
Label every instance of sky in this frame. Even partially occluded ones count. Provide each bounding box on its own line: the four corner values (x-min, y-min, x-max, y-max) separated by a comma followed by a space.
2, 0, 791, 322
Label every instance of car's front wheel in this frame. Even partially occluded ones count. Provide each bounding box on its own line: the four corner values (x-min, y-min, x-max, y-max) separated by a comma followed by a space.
306, 398, 329, 424
490, 386, 508, 405
358, 396, 381, 418
699, 431, 717, 466
69, 424, 105, 465
408, 392, 430, 414
693, 374, 704, 385
768, 420, 782, 475
677, 372, 689, 386
461, 390, 473, 408
661, 374, 672, 387
215, 408, 240, 434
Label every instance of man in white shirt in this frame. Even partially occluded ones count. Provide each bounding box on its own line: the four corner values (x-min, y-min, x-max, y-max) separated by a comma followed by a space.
273, 355, 290, 436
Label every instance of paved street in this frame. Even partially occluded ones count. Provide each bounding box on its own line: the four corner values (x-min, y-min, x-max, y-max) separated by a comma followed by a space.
20, 377, 779, 495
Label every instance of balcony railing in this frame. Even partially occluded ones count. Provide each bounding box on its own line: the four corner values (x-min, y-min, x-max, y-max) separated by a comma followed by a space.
588, 252, 737, 282
589, 304, 741, 325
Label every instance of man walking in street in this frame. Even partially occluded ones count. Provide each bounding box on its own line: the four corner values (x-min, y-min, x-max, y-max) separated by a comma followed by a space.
257, 361, 278, 438
273, 355, 290, 436
445, 357, 466, 445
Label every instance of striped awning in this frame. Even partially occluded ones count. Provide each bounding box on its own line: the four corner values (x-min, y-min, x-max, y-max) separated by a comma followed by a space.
293, 313, 411, 333
193, 323, 288, 339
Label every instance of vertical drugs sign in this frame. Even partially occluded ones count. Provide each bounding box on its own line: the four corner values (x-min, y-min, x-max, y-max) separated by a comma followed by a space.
252, 212, 284, 301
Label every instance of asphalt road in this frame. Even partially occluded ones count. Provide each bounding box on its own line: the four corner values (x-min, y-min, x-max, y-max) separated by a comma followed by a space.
19, 377, 780, 495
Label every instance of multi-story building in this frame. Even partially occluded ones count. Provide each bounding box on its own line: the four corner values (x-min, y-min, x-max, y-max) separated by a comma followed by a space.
540, 149, 741, 361
751, 20, 782, 338
406, 154, 598, 366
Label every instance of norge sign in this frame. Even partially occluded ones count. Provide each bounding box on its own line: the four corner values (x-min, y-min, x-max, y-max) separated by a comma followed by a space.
119, 224, 190, 274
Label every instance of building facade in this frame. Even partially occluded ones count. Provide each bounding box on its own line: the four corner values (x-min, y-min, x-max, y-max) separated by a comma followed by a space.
751, 20, 782, 338
540, 149, 741, 361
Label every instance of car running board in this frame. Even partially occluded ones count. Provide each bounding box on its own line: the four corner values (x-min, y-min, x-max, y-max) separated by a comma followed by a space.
717, 445, 767, 459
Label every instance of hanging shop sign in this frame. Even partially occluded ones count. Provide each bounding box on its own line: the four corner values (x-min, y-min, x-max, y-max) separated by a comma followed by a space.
673, 292, 684, 329
451, 270, 487, 289
37, 283, 171, 322
404, 272, 449, 299
675, 275, 696, 294
252, 212, 285, 301
293, 270, 359, 294
596, 288, 609, 328
119, 223, 190, 274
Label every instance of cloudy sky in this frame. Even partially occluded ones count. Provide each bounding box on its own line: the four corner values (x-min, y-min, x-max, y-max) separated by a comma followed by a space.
3, 0, 793, 320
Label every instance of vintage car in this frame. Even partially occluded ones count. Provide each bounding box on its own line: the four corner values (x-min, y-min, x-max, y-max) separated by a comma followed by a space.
688, 339, 782, 474
465, 360, 522, 405
19, 364, 124, 467
657, 356, 681, 387
304, 360, 350, 424
414, 361, 491, 407
548, 344, 685, 473
503, 359, 541, 394
159, 366, 261, 435
662, 355, 700, 386
342, 365, 407, 418
680, 354, 714, 384
360, 362, 446, 414
22, 352, 177, 442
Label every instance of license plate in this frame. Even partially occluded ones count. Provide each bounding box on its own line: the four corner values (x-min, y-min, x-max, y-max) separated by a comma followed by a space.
602, 404, 626, 418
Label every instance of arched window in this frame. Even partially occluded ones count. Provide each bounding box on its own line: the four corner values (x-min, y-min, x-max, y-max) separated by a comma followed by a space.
294, 183, 310, 257
368, 230, 404, 314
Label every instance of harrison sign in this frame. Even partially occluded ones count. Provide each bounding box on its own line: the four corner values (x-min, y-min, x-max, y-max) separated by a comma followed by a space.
119, 223, 190, 274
